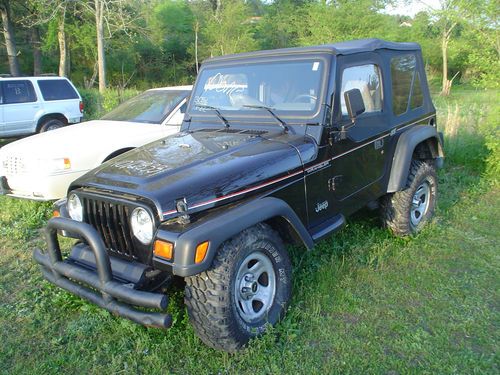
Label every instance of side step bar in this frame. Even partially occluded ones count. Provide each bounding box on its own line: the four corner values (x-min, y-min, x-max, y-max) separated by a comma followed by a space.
310, 214, 346, 242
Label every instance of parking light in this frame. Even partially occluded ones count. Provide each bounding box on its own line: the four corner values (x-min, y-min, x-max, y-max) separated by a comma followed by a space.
154, 240, 174, 260
195, 241, 209, 264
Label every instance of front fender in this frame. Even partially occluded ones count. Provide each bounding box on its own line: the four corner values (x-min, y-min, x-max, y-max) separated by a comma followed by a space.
387, 125, 444, 193
154, 197, 313, 277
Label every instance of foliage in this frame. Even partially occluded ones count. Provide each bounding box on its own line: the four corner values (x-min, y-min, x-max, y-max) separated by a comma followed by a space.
202, 0, 258, 57
0, 0, 497, 92
79, 88, 140, 120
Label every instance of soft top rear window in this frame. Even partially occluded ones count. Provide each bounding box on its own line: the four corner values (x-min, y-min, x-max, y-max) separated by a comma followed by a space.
38, 79, 79, 101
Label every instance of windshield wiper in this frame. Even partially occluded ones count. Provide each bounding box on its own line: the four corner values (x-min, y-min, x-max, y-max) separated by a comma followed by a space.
195, 104, 230, 128
242, 105, 288, 133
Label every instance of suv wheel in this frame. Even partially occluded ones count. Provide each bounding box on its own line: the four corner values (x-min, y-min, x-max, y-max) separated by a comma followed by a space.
39, 118, 65, 132
381, 160, 437, 236
185, 223, 292, 352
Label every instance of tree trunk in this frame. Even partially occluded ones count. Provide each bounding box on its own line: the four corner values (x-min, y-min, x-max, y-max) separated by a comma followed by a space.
440, 22, 457, 96
95, 0, 106, 93
58, 7, 69, 77
194, 19, 199, 73
0, 1, 20, 76
441, 35, 449, 95
32, 27, 42, 75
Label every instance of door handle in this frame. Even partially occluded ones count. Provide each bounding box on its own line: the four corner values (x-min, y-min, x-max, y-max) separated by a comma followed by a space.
328, 175, 343, 191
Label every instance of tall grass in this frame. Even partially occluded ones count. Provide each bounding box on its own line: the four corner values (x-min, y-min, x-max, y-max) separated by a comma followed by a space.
434, 86, 498, 183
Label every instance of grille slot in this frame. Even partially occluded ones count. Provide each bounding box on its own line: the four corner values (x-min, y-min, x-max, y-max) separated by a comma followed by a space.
1, 156, 25, 175
82, 197, 138, 260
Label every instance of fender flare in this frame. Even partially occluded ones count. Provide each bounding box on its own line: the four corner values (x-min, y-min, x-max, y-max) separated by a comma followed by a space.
387, 125, 444, 193
155, 197, 313, 277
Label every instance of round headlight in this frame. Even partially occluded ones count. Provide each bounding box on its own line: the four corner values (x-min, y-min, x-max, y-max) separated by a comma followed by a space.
68, 193, 83, 222
130, 207, 154, 245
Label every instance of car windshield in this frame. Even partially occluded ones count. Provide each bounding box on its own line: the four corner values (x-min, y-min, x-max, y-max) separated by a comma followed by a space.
101, 90, 186, 124
190, 58, 325, 118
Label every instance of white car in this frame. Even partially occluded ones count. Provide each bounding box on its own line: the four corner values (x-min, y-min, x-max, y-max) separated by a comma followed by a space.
0, 86, 191, 200
0, 76, 83, 136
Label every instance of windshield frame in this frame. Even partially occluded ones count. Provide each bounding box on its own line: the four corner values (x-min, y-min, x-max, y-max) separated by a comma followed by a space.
100, 89, 188, 125
187, 54, 331, 125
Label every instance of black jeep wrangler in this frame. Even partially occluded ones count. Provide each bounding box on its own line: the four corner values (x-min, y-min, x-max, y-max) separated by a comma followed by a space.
34, 39, 444, 352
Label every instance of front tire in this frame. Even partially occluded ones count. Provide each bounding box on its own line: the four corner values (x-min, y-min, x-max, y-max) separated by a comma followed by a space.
381, 160, 437, 236
185, 223, 292, 352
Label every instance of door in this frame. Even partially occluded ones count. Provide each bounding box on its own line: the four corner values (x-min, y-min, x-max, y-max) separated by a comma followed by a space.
330, 55, 389, 207
305, 53, 390, 227
1, 80, 39, 135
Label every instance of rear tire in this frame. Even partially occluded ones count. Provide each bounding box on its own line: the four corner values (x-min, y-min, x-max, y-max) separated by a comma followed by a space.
381, 160, 437, 236
39, 118, 65, 132
184, 223, 292, 352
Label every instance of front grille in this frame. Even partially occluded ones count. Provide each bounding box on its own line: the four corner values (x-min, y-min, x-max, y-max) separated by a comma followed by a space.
1, 156, 25, 175
81, 196, 139, 261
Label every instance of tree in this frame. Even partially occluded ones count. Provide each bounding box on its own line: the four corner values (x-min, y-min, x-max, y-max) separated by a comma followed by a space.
79, 0, 138, 93
202, 0, 258, 57
0, 0, 20, 76
94, 0, 106, 92
296, 0, 393, 46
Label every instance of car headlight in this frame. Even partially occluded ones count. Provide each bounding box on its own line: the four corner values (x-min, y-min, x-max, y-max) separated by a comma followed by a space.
130, 207, 154, 245
67, 193, 83, 222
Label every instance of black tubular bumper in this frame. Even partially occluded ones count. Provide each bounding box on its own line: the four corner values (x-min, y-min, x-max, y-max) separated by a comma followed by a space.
33, 217, 172, 329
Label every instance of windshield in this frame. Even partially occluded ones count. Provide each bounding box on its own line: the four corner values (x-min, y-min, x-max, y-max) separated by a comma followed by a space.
101, 90, 186, 124
190, 58, 326, 118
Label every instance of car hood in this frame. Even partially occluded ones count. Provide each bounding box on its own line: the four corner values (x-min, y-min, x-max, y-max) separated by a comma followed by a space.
0, 120, 167, 160
71, 129, 317, 219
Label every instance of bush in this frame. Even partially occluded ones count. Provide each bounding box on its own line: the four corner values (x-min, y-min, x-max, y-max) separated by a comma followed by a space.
481, 105, 500, 185
79, 88, 141, 120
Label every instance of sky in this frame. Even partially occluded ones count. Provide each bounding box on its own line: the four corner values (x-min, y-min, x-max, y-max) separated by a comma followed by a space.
384, 0, 443, 17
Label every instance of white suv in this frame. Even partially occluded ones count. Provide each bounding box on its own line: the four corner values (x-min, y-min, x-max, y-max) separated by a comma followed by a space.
0, 76, 83, 137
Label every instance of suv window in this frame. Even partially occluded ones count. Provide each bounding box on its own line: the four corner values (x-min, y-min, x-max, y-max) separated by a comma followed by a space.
340, 64, 382, 116
37, 79, 79, 101
1, 80, 37, 104
410, 71, 423, 110
391, 54, 423, 115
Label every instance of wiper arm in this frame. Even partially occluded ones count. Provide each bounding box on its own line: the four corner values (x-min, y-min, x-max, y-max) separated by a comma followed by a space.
195, 104, 230, 128
242, 105, 288, 133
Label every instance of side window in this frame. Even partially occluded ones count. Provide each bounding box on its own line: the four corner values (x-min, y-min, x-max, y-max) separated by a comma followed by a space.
38, 79, 79, 101
179, 102, 187, 114
391, 54, 423, 115
340, 64, 382, 116
2, 81, 37, 104
410, 71, 423, 110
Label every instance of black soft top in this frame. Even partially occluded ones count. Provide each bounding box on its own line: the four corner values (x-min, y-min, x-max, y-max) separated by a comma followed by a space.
205, 38, 421, 63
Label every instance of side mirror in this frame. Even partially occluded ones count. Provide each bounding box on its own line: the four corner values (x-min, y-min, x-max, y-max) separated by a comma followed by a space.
329, 89, 366, 144
344, 88, 365, 122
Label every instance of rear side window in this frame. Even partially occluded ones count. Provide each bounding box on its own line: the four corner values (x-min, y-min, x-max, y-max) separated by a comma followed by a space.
1, 80, 37, 104
38, 79, 79, 101
340, 64, 382, 116
391, 54, 423, 115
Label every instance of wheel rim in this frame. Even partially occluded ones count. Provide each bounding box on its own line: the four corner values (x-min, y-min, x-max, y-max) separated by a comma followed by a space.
46, 124, 61, 131
410, 181, 431, 227
234, 251, 276, 323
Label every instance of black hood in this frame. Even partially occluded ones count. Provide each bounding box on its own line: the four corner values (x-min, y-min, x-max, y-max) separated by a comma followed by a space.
71, 129, 316, 219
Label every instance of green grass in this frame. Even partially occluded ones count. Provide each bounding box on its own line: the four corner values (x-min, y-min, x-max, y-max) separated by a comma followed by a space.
0, 87, 498, 374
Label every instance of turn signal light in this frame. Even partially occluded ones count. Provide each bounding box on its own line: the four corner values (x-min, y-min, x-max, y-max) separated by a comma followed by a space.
154, 240, 173, 260
63, 158, 71, 169
52, 210, 60, 218
195, 241, 209, 264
